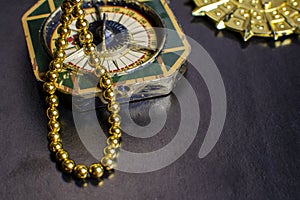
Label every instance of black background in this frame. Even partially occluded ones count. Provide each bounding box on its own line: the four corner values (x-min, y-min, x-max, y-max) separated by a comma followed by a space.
0, 0, 299, 199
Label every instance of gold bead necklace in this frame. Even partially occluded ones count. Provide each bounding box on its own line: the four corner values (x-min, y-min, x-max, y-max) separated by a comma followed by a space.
43, 0, 121, 180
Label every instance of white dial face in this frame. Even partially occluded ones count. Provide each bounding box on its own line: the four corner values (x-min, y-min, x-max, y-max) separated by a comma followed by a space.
47, 4, 165, 74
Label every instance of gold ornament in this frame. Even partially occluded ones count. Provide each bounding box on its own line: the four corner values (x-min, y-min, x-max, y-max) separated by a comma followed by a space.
48, 131, 62, 142
61, 159, 76, 174
48, 120, 61, 132
104, 146, 118, 159
101, 155, 115, 171
55, 149, 69, 162
89, 164, 104, 179
193, 0, 300, 41
74, 165, 89, 179
49, 141, 63, 153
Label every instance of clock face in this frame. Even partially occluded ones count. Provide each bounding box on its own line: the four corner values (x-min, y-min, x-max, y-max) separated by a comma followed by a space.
43, 1, 166, 74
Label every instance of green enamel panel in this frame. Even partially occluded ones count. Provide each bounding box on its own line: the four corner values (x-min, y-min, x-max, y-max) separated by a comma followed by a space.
145, 1, 166, 16
29, 1, 51, 16
78, 75, 98, 90
145, 0, 176, 30
28, 19, 51, 73
161, 50, 184, 70
54, 0, 64, 8
164, 29, 184, 49
58, 72, 74, 89
145, 0, 183, 49
114, 61, 163, 83
162, 15, 176, 30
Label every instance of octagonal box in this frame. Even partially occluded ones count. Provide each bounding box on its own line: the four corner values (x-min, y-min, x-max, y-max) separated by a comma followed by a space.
22, 0, 190, 111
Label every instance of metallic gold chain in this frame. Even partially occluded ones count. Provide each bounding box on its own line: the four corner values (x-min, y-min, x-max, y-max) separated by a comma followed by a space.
43, 0, 121, 180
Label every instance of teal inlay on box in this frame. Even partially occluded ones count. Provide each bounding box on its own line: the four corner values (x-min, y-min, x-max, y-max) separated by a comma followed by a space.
29, 1, 51, 17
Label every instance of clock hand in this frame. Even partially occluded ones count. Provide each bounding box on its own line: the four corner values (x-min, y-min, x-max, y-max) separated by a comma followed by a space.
128, 44, 157, 54
94, 4, 107, 52
101, 13, 107, 52
94, 2, 101, 23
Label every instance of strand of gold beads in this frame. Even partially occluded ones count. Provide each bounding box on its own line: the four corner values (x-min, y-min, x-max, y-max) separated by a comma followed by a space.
43, 0, 122, 179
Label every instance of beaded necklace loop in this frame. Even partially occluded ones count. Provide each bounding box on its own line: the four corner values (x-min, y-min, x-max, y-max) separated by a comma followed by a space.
43, 0, 121, 180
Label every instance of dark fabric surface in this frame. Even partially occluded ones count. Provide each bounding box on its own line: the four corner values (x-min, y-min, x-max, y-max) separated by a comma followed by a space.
0, 0, 299, 199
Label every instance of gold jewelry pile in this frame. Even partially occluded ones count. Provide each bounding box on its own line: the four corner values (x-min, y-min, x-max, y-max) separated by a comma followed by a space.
193, 0, 300, 41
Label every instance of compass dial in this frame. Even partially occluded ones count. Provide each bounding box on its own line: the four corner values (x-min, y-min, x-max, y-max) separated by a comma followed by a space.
193, 0, 300, 41
43, 1, 166, 74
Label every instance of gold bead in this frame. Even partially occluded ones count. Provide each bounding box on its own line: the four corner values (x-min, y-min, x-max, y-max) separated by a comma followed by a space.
48, 120, 61, 132
104, 146, 118, 159
107, 135, 120, 148
101, 155, 115, 171
46, 94, 59, 107
83, 43, 96, 55
100, 75, 113, 89
57, 25, 71, 38
79, 30, 93, 44
95, 68, 107, 77
108, 114, 121, 125
61, 1, 73, 14
48, 131, 62, 142
88, 52, 101, 67
72, 5, 85, 18
109, 125, 122, 138
61, 159, 75, 174
89, 164, 104, 179
43, 82, 56, 94
55, 46, 64, 52
112, 132, 122, 139
69, 0, 82, 5
47, 107, 59, 120
49, 60, 63, 71
49, 141, 63, 153
103, 88, 116, 101
89, 51, 98, 58
55, 38, 68, 49
76, 19, 89, 31
74, 164, 88, 179
55, 149, 69, 162
60, 14, 73, 25
46, 70, 59, 82
53, 49, 66, 60
108, 101, 120, 113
